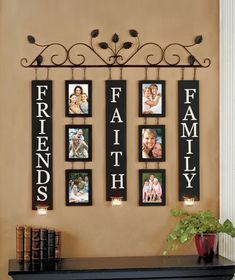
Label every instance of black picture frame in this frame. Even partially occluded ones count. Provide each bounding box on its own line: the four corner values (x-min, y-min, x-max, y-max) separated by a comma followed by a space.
65, 125, 92, 161
139, 169, 166, 206
65, 80, 92, 117
66, 169, 92, 206
138, 125, 165, 162
139, 80, 165, 117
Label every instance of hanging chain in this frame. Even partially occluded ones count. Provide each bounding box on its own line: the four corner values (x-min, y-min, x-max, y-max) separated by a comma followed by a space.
83, 68, 86, 80
46, 68, 50, 80
145, 67, 148, 80
71, 68, 74, 80
35, 68, 38, 80
156, 68, 160, 80
181, 68, 185, 80
193, 68, 197, 80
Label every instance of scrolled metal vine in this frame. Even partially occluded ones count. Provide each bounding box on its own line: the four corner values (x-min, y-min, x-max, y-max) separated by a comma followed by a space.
20, 30, 211, 68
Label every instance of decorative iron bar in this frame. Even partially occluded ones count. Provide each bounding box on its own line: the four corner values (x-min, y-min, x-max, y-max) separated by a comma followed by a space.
20, 29, 211, 68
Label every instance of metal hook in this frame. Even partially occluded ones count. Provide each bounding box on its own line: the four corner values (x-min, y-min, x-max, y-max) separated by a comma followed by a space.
145, 162, 148, 169
84, 162, 86, 169
144, 117, 147, 125
71, 118, 74, 124
46, 68, 50, 80
145, 67, 148, 80
71, 68, 74, 80
72, 162, 74, 169
83, 68, 86, 80
181, 68, 185, 80
156, 118, 159, 125
109, 68, 112, 80
35, 68, 38, 80
157, 162, 160, 169
193, 68, 197, 80
83, 117, 86, 124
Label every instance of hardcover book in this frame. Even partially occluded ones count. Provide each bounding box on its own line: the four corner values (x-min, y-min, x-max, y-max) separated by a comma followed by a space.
32, 228, 40, 261
16, 225, 24, 262
24, 226, 32, 262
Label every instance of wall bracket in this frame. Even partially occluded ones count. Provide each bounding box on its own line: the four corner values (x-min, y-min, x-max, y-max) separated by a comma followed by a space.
20, 29, 211, 69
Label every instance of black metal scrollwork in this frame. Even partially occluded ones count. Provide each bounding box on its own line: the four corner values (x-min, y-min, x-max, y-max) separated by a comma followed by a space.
20, 30, 211, 68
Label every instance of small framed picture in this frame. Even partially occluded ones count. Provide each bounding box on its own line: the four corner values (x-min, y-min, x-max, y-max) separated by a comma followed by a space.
65, 80, 92, 117
139, 125, 165, 162
139, 169, 166, 206
65, 125, 92, 161
139, 80, 165, 117
66, 169, 92, 206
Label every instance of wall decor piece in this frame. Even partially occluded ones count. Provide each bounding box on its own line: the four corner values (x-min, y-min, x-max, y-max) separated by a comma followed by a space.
21, 32, 211, 69
106, 80, 126, 201
139, 169, 166, 206
139, 125, 165, 162
65, 169, 92, 206
139, 80, 165, 117
65, 125, 92, 161
178, 80, 199, 201
65, 80, 92, 117
32, 80, 53, 210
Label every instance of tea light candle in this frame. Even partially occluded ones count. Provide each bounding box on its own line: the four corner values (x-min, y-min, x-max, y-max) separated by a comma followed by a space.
111, 197, 123, 207
36, 206, 48, 216
183, 197, 195, 207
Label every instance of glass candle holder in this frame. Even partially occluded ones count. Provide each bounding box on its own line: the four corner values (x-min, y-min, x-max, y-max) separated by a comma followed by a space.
36, 205, 48, 216
183, 196, 195, 207
111, 197, 123, 207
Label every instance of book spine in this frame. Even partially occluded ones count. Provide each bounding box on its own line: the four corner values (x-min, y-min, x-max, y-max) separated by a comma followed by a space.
32, 228, 40, 261
24, 226, 32, 262
55, 231, 61, 260
40, 228, 48, 261
16, 225, 24, 262
48, 230, 55, 260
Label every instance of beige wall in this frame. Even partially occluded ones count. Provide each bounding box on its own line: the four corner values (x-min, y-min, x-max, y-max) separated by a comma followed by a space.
0, 0, 219, 279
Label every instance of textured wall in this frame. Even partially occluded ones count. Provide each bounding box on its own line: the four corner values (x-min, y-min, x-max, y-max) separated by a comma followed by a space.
0, 0, 219, 279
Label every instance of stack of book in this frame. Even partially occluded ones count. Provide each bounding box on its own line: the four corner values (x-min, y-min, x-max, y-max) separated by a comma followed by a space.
16, 225, 61, 262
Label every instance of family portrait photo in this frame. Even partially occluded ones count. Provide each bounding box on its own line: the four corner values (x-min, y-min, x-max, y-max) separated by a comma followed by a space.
66, 169, 92, 206
139, 125, 165, 162
65, 80, 92, 117
139, 80, 165, 117
139, 169, 165, 206
65, 125, 92, 161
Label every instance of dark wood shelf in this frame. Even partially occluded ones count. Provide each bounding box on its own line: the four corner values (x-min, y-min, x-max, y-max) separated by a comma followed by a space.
9, 255, 235, 279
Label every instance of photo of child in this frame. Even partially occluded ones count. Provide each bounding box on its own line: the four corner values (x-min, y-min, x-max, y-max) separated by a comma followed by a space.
139, 125, 165, 162
66, 170, 92, 206
139, 170, 165, 206
139, 80, 165, 117
65, 125, 92, 161
66, 81, 92, 117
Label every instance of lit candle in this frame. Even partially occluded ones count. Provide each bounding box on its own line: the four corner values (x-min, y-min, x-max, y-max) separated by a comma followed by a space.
36, 206, 48, 216
111, 197, 123, 207
183, 197, 195, 207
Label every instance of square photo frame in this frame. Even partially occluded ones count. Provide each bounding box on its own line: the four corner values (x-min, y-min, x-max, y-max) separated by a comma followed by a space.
139, 125, 165, 162
139, 169, 166, 206
139, 80, 165, 117
65, 80, 92, 117
66, 169, 92, 206
65, 125, 92, 161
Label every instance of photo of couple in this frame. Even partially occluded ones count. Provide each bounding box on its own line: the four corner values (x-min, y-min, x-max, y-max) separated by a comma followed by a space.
139, 170, 165, 206
139, 125, 165, 162
139, 80, 165, 117
66, 81, 92, 117
66, 170, 92, 206
65, 125, 92, 161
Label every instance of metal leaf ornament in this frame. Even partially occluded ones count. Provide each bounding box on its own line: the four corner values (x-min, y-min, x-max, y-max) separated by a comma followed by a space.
27, 35, 36, 44
99, 42, 109, 49
91, 29, 99, 38
112, 33, 119, 43
129, 29, 138, 37
194, 35, 203, 44
188, 55, 196, 66
123, 42, 133, 49
36, 55, 43, 66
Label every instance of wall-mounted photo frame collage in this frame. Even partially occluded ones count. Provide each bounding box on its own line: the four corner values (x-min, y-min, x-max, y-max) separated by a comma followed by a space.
65, 80, 93, 206
138, 80, 166, 206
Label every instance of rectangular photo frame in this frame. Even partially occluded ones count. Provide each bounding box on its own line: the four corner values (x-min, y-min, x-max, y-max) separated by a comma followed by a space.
139, 80, 165, 117
65, 125, 92, 161
66, 169, 92, 206
65, 80, 92, 117
139, 125, 165, 162
139, 169, 166, 206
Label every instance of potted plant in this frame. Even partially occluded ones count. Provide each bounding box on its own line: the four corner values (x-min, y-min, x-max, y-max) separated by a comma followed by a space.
164, 208, 235, 258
